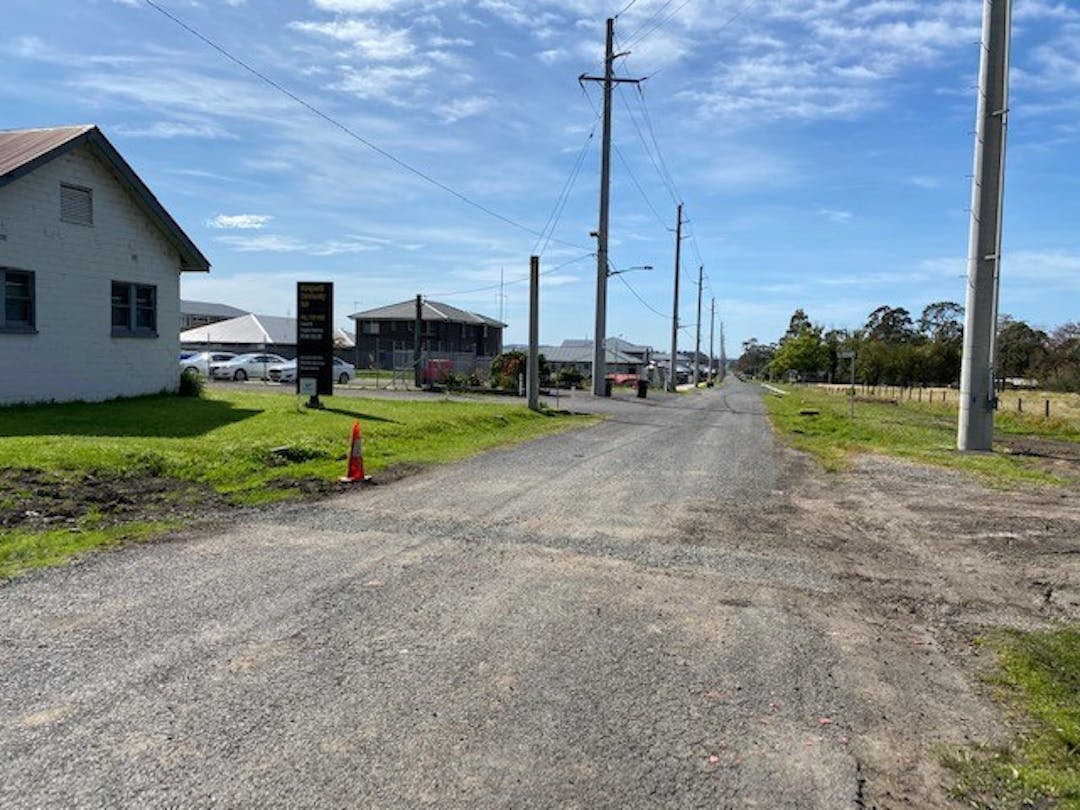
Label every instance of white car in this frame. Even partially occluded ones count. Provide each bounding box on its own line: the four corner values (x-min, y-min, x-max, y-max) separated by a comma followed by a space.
268, 357, 355, 385
180, 350, 237, 376
210, 352, 289, 381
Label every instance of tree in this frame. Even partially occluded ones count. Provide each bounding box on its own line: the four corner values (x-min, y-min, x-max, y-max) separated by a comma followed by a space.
919, 301, 964, 344
490, 350, 526, 389
734, 338, 775, 377
996, 317, 1047, 378
1034, 322, 1079, 391
782, 309, 813, 343
865, 306, 916, 344
770, 328, 828, 379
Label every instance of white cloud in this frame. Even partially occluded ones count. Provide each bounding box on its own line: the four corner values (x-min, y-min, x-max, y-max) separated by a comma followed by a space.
336, 63, 433, 103
214, 233, 382, 255
113, 120, 232, 139
207, 214, 273, 230
289, 19, 415, 61
435, 96, 493, 123
819, 208, 853, 223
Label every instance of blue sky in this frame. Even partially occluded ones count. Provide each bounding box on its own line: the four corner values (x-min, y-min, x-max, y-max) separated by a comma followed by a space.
4, 0, 1077, 355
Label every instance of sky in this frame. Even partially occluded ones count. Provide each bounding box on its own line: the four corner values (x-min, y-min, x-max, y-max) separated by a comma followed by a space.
4, 0, 1077, 356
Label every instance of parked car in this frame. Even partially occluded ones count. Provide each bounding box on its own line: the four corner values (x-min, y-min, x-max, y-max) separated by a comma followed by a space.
267, 357, 355, 385
180, 350, 237, 376
210, 353, 288, 381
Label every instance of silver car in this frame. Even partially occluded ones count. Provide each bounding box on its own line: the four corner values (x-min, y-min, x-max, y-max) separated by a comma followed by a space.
210, 353, 289, 381
180, 351, 237, 376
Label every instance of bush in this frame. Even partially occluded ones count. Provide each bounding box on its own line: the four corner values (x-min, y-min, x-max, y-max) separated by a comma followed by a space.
178, 368, 205, 398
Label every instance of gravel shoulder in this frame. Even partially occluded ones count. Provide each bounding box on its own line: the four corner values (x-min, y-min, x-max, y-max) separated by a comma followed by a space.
1, 380, 1076, 808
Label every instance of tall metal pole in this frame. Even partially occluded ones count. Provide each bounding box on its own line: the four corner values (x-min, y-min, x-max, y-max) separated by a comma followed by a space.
708, 297, 715, 385
693, 264, 703, 386
527, 255, 540, 411
669, 203, 683, 392
592, 18, 615, 397
958, 0, 1011, 451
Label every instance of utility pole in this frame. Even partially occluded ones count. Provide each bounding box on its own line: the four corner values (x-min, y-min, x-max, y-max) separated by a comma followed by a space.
527, 255, 540, 411
669, 203, 683, 392
580, 18, 641, 397
693, 264, 703, 386
413, 294, 422, 388
958, 0, 1011, 451
719, 321, 727, 381
708, 297, 715, 385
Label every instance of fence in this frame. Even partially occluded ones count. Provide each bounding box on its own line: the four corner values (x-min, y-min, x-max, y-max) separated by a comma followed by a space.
807, 382, 1078, 423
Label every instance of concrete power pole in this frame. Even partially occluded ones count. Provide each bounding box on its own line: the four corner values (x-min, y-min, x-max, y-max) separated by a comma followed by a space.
958, 0, 1012, 451
708, 297, 715, 384
693, 265, 703, 386
413, 293, 422, 388
580, 18, 641, 397
527, 255, 540, 411
668, 203, 683, 392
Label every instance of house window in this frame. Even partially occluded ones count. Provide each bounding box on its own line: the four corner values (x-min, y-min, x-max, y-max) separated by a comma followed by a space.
60, 183, 93, 226
112, 281, 157, 337
362, 320, 380, 335
1, 268, 35, 332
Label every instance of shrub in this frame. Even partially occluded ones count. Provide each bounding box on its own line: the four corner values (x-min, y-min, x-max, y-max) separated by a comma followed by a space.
178, 369, 205, 398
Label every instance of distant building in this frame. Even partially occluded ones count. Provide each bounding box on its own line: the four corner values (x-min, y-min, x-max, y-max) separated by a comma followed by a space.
543, 338, 650, 378
180, 312, 353, 358
180, 299, 246, 331
349, 299, 504, 370
0, 125, 209, 405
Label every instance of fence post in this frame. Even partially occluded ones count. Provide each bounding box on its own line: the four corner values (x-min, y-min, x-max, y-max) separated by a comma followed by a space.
1018, 398, 1023, 413
1045, 399, 1050, 418
930, 390, 934, 403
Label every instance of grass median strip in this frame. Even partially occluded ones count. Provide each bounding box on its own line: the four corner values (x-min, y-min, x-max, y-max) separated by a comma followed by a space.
761, 384, 1076, 486
0, 390, 596, 576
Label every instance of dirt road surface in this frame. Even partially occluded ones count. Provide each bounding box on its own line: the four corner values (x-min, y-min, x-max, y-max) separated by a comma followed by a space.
2, 380, 1077, 808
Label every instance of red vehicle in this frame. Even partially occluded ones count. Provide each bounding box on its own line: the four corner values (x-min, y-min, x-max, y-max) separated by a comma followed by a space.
421, 359, 453, 384
606, 373, 639, 387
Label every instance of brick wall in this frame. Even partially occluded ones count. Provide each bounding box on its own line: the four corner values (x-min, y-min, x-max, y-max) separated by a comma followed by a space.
0, 144, 188, 405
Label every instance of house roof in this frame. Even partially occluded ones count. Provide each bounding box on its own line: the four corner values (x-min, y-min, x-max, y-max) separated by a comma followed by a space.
0, 125, 210, 272
350, 299, 505, 328
180, 313, 354, 348
181, 300, 247, 318
541, 345, 639, 365
559, 338, 650, 354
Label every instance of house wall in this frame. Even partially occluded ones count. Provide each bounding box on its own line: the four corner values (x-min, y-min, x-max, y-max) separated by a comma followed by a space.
352, 319, 503, 369
0, 144, 185, 405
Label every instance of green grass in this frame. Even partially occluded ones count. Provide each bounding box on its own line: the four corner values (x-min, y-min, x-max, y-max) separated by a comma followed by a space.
942, 626, 1080, 809
761, 385, 1072, 485
0, 521, 176, 579
0, 390, 595, 575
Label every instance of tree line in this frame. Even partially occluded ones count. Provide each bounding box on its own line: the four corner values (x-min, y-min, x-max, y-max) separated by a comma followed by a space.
734, 302, 1079, 392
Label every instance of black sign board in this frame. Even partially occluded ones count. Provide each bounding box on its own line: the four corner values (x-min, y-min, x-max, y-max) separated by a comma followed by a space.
296, 281, 334, 396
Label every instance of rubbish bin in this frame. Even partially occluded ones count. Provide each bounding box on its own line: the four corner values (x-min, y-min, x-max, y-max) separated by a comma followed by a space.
604, 378, 613, 397
636, 379, 648, 399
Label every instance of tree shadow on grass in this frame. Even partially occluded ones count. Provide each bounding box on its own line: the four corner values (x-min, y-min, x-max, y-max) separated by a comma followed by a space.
0, 394, 263, 438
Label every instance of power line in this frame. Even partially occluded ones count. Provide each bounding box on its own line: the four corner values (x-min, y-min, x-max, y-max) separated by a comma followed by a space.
614, 272, 669, 320
428, 252, 596, 298
620, 0, 677, 46
532, 123, 597, 256
142, 0, 591, 253
623, 0, 694, 50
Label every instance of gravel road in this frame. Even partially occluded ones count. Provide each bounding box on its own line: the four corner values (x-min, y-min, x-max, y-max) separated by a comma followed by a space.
2, 379, 1077, 808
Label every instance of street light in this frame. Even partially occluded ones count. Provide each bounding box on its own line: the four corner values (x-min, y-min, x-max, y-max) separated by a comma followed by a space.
607, 264, 653, 277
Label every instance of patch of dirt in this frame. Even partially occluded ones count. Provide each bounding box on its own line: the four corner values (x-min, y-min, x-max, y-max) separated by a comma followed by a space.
0, 468, 231, 532
997, 434, 1080, 483
690, 449, 1080, 809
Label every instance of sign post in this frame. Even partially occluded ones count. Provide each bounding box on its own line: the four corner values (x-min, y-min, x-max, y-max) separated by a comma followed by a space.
296, 282, 334, 408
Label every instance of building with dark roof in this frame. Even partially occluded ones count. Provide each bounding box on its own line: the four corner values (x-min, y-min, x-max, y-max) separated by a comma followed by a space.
180, 299, 247, 331
0, 125, 209, 404
349, 299, 505, 369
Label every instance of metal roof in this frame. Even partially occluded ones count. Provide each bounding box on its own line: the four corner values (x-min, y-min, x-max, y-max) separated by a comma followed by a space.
0, 125, 210, 272
180, 313, 354, 348
181, 300, 248, 318
541, 345, 639, 365
350, 299, 505, 327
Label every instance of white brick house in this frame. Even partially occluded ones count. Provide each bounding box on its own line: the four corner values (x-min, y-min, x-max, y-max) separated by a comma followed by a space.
0, 125, 209, 405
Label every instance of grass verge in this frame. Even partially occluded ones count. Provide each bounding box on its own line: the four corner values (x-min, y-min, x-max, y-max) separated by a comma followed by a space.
942, 626, 1080, 809
761, 385, 1073, 486
0, 390, 595, 576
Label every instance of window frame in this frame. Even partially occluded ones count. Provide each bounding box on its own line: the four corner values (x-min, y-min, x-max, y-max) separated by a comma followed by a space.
1, 267, 36, 333
111, 280, 158, 338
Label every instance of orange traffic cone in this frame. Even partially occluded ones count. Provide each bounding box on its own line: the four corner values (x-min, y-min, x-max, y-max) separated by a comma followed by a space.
340, 421, 370, 482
